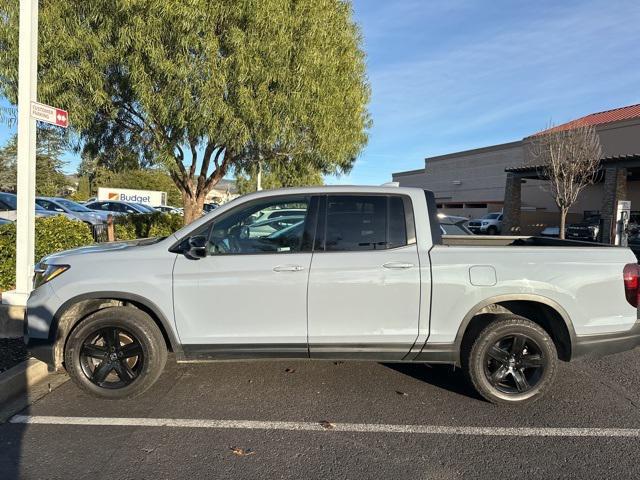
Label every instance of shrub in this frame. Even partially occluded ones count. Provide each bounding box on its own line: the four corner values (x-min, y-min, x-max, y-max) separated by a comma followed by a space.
114, 213, 183, 241
0, 216, 94, 291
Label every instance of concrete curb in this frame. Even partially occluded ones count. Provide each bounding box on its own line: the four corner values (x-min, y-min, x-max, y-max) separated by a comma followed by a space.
0, 358, 69, 423
0, 358, 50, 406
0, 304, 25, 339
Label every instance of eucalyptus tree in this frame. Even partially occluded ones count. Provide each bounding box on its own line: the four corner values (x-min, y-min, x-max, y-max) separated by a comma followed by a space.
0, 0, 370, 222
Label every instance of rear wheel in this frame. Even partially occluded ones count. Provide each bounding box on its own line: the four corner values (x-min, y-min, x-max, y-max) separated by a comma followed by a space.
464, 316, 557, 405
64, 306, 167, 399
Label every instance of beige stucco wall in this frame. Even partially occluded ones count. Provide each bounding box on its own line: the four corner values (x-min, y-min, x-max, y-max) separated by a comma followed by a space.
393, 119, 640, 218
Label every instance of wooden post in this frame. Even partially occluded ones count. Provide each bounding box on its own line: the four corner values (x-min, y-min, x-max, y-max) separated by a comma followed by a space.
106, 214, 115, 242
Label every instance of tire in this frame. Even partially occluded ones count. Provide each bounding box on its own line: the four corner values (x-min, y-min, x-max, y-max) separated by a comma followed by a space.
64, 306, 167, 399
464, 316, 557, 405
486, 226, 498, 235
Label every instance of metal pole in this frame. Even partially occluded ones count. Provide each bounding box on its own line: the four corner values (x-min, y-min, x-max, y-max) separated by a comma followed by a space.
7, 0, 38, 305
256, 160, 263, 191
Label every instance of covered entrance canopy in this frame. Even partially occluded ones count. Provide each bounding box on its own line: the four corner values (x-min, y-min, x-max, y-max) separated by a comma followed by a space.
502, 154, 640, 243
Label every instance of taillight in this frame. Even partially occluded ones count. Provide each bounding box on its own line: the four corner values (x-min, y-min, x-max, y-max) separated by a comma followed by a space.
623, 263, 640, 308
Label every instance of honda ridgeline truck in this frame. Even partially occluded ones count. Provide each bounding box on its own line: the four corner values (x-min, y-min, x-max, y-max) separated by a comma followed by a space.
25, 186, 640, 405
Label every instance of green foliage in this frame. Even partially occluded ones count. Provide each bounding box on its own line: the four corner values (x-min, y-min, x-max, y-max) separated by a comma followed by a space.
235, 160, 324, 195
0, 216, 94, 291
114, 213, 183, 240
0, 128, 68, 196
0, 0, 370, 221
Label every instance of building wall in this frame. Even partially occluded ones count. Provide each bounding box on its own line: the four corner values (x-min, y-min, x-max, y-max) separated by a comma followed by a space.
393, 119, 640, 219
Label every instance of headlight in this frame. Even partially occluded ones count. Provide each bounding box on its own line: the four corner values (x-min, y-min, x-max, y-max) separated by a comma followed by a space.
481, 221, 489, 226
33, 263, 69, 289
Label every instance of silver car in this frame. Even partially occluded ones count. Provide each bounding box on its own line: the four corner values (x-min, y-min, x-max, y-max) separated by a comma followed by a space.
0, 192, 75, 221
36, 197, 108, 225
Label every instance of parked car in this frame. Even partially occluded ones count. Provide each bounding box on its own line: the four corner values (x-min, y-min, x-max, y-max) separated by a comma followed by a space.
539, 226, 560, 238
202, 203, 219, 214
438, 213, 473, 235
566, 215, 600, 242
25, 186, 640, 406
0, 192, 75, 221
84, 200, 152, 215
468, 212, 503, 235
36, 197, 108, 225
154, 205, 182, 215
241, 215, 306, 238
131, 203, 159, 214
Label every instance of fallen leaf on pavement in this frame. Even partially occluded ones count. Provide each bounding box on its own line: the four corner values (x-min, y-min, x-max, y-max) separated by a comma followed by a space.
319, 420, 335, 430
333, 361, 344, 365
395, 390, 408, 396
230, 446, 255, 456
284, 368, 296, 373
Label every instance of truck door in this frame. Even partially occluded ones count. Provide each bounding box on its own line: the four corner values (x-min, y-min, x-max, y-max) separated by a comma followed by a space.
307, 194, 421, 360
172, 195, 318, 358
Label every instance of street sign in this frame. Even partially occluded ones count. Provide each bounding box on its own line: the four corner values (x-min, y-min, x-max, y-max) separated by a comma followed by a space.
30, 101, 68, 128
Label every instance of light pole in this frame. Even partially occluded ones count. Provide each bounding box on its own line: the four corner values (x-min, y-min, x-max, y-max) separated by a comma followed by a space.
3, 0, 38, 306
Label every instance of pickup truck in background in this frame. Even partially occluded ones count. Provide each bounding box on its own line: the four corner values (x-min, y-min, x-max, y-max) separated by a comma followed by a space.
468, 212, 503, 235
25, 186, 640, 405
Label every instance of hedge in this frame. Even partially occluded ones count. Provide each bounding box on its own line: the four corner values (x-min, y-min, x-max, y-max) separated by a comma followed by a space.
114, 212, 184, 240
0, 216, 95, 291
0, 212, 185, 291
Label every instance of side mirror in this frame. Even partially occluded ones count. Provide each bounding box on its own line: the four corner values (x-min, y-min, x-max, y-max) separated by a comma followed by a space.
186, 235, 208, 259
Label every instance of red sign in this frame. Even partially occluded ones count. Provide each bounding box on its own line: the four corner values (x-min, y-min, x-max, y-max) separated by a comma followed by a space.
30, 102, 69, 128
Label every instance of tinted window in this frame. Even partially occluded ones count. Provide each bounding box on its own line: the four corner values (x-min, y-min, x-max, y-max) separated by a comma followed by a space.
324, 195, 408, 252
36, 199, 63, 212
207, 197, 309, 255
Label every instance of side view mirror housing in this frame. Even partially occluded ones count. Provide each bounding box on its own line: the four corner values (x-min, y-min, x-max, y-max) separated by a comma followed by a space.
185, 235, 207, 259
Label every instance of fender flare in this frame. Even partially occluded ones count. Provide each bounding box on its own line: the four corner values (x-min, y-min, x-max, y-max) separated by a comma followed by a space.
452, 293, 577, 361
51, 291, 182, 355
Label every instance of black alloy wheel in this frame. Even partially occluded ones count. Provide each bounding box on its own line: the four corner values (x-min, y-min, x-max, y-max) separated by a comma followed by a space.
465, 315, 558, 405
484, 334, 545, 394
80, 327, 144, 388
65, 306, 167, 399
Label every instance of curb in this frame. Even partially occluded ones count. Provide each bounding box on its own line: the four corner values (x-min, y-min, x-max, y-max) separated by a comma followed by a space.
0, 359, 68, 423
0, 358, 50, 406
0, 304, 25, 339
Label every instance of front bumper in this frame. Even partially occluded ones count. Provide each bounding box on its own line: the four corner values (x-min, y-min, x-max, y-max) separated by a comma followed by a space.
572, 321, 640, 360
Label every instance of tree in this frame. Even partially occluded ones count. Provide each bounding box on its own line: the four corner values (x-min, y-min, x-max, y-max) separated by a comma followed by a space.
529, 125, 602, 239
235, 158, 324, 195
0, 0, 371, 223
0, 129, 68, 196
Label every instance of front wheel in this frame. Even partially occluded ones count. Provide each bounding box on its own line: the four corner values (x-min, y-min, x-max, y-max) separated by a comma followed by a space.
64, 306, 167, 399
464, 316, 557, 405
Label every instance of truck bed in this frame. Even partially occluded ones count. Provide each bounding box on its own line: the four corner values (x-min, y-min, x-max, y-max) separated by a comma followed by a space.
441, 235, 613, 248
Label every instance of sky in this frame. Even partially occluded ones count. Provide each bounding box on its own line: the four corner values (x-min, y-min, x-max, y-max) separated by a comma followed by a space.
1, 0, 640, 185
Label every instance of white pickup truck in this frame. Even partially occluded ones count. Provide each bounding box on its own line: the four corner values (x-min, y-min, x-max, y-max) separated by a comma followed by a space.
25, 186, 640, 405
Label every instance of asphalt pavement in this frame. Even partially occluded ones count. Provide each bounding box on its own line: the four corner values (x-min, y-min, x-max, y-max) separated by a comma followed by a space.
1, 348, 640, 480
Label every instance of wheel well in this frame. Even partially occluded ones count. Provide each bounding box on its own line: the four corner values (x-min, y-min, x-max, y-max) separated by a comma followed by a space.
460, 301, 572, 362
53, 297, 174, 369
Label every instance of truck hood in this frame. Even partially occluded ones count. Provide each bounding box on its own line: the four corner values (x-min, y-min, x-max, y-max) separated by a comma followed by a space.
42, 238, 164, 263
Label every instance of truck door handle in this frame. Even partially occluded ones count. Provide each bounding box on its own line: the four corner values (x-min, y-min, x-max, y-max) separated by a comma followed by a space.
382, 262, 415, 269
273, 264, 305, 272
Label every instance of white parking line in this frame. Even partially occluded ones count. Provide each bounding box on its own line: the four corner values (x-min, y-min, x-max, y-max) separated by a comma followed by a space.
8, 415, 640, 437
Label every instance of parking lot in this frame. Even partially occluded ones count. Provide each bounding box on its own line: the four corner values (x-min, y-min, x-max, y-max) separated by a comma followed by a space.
2, 348, 640, 480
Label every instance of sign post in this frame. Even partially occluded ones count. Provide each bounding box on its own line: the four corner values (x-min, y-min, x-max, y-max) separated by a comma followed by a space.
3, 0, 39, 306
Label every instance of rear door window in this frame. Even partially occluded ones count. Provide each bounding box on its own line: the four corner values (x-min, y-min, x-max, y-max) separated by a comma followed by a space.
323, 195, 410, 252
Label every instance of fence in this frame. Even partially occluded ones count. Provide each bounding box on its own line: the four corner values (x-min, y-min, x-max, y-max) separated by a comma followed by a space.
90, 216, 115, 243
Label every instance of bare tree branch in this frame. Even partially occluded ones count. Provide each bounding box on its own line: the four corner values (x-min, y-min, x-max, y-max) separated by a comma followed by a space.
529, 125, 602, 239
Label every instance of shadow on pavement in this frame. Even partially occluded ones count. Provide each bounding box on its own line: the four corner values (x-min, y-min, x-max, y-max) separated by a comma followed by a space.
382, 362, 486, 402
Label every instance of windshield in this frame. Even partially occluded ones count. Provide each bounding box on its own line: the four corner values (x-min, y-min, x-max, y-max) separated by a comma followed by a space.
55, 199, 92, 212
134, 203, 156, 213
483, 213, 501, 220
